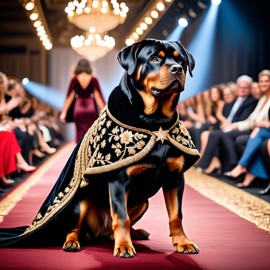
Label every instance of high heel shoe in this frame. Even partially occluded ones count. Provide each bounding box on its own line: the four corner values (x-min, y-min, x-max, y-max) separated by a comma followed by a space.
236, 182, 251, 188
33, 149, 46, 158
204, 166, 221, 175
0, 177, 15, 188
258, 182, 270, 195
223, 171, 245, 180
17, 163, 37, 173
41, 147, 56, 155
236, 174, 256, 188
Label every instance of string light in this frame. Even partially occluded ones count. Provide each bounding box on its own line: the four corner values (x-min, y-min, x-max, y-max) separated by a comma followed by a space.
20, 0, 53, 50
125, 0, 173, 46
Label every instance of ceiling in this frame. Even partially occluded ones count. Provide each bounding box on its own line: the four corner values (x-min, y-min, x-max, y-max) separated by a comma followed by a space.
0, 0, 210, 50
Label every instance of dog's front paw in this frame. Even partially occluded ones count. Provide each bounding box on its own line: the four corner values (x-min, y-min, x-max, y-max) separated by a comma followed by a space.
114, 245, 136, 258
131, 228, 150, 240
172, 236, 200, 254
62, 240, 81, 252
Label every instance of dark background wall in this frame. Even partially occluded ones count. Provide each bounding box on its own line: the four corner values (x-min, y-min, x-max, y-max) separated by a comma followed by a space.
148, 0, 270, 97
186, 0, 269, 89
0, 0, 269, 98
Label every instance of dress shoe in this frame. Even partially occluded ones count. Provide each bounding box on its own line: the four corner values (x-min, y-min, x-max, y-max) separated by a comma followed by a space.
33, 149, 46, 158
223, 171, 245, 180
41, 146, 56, 155
204, 166, 221, 175
258, 183, 270, 195
236, 182, 251, 188
0, 177, 15, 188
17, 163, 37, 173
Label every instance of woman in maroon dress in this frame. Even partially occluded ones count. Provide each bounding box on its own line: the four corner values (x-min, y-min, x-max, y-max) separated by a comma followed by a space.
60, 59, 106, 142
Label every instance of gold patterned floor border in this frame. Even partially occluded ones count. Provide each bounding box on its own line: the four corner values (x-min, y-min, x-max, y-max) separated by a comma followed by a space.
185, 167, 270, 233
0, 142, 75, 224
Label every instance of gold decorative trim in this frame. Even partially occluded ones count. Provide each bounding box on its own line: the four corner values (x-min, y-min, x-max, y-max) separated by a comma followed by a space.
0, 143, 75, 224
22, 132, 91, 236
83, 106, 199, 175
106, 106, 156, 136
185, 167, 270, 233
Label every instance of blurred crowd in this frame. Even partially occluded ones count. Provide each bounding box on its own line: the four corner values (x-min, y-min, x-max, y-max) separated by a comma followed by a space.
0, 72, 64, 193
1, 68, 270, 197
177, 70, 270, 195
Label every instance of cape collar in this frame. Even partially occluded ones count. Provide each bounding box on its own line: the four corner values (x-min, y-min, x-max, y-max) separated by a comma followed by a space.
82, 106, 200, 177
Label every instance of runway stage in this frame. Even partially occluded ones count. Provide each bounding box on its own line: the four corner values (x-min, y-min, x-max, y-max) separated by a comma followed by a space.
1, 142, 270, 270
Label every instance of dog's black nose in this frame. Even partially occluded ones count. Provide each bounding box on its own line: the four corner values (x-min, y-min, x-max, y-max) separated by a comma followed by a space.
170, 64, 182, 75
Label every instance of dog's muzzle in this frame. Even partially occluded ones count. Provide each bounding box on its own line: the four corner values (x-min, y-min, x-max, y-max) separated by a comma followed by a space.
169, 64, 183, 76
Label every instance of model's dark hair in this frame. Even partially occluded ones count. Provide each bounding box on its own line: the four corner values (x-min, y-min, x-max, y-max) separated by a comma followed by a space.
74, 58, 92, 75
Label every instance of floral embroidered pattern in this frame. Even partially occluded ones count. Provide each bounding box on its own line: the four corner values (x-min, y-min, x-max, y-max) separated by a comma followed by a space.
87, 109, 149, 168
21, 106, 199, 237
170, 121, 196, 149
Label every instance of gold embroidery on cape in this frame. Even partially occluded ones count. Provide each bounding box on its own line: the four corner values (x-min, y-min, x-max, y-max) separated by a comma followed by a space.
21, 126, 92, 236
21, 105, 199, 236
84, 107, 199, 175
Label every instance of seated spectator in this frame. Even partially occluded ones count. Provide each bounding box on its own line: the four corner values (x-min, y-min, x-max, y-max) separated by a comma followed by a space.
258, 138, 270, 195
251, 81, 262, 100
223, 70, 270, 176
6, 78, 57, 163
225, 125, 270, 188
177, 94, 206, 150
184, 92, 207, 150
0, 125, 36, 188
222, 82, 237, 104
199, 85, 226, 159
196, 74, 258, 173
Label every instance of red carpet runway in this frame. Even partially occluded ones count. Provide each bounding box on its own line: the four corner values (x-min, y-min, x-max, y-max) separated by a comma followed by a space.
0, 142, 270, 270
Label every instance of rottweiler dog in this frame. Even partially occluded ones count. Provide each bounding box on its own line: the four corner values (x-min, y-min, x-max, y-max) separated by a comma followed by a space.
62, 39, 200, 258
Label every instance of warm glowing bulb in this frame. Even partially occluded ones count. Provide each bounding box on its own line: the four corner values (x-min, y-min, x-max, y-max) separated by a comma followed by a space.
34, 20, 41, 27
151, 10, 158, 19
156, 2, 165, 11
25, 2, 34, 11
30, 12, 38, 21
145, 17, 152, 24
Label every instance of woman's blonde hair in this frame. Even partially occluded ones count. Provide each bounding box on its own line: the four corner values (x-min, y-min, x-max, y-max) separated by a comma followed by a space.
258, 69, 270, 80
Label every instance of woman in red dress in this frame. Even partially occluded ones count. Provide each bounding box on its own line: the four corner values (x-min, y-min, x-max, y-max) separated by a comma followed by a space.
0, 72, 36, 188
60, 59, 106, 142
0, 130, 36, 187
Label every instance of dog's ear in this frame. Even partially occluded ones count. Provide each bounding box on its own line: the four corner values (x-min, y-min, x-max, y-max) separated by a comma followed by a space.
176, 42, 195, 77
117, 42, 143, 75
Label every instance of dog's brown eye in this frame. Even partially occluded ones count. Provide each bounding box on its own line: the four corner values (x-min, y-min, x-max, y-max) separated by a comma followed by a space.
151, 56, 159, 62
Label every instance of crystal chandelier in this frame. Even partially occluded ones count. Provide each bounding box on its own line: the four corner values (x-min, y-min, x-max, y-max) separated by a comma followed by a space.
65, 0, 128, 61
65, 0, 128, 33
71, 29, 115, 62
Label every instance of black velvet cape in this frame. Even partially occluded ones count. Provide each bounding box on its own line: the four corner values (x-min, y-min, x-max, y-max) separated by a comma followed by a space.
0, 73, 200, 247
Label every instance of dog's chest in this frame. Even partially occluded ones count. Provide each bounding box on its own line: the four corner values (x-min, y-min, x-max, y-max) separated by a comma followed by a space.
126, 143, 179, 200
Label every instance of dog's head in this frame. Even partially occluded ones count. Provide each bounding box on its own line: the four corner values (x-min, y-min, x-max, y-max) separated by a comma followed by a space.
117, 39, 195, 118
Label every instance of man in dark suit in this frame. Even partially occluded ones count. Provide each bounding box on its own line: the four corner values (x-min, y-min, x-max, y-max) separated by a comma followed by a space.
196, 75, 258, 173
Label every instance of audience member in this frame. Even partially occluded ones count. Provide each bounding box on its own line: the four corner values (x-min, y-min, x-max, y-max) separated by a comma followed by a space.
258, 138, 270, 195
0, 71, 63, 191
6, 78, 57, 163
222, 82, 237, 104
223, 70, 270, 175
196, 75, 258, 173
185, 87, 225, 151
225, 124, 270, 188
251, 81, 262, 100
0, 129, 36, 187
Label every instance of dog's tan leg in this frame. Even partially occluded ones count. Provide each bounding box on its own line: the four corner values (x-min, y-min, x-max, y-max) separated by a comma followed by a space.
109, 182, 136, 258
62, 199, 90, 252
163, 187, 200, 254
129, 202, 150, 240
